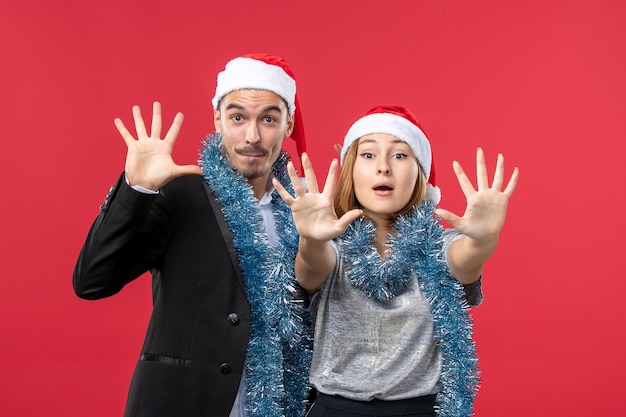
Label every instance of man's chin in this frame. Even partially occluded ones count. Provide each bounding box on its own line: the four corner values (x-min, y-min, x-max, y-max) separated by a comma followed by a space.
231, 154, 278, 180
235, 164, 267, 180
241, 170, 265, 180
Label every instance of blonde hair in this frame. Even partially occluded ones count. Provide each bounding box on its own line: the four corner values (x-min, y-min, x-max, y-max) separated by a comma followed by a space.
334, 140, 427, 221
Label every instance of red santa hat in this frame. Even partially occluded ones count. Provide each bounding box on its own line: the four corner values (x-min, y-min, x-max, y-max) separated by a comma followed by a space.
211, 53, 306, 161
341, 105, 440, 204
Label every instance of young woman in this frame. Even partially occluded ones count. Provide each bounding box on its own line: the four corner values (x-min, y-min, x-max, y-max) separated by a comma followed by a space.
274, 105, 518, 417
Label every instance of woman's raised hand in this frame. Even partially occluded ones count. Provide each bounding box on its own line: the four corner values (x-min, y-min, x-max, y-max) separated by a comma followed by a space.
435, 148, 519, 243
273, 153, 361, 242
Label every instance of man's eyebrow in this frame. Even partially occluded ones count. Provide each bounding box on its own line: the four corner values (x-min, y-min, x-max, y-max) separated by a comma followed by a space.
223, 104, 283, 114
261, 105, 283, 113
224, 103, 245, 111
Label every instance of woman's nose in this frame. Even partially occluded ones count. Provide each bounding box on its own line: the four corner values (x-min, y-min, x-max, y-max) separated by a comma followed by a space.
377, 162, 390, 174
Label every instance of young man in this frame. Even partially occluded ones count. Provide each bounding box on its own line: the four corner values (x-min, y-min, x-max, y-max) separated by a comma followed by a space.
73, 54, 311, 417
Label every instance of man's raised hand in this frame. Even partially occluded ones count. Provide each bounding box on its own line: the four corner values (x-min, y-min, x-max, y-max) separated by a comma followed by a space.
115, 101, 203, 191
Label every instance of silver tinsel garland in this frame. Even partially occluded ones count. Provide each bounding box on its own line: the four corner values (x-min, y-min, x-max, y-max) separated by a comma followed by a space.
339, 202, 480, 417
199, 134, 312, 417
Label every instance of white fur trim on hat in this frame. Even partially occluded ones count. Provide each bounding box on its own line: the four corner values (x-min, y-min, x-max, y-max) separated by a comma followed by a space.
341, 113, 432, 180
211, 57, 296, 114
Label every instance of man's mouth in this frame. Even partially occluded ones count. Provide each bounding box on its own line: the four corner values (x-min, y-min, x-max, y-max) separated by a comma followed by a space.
237, 147, 267, 158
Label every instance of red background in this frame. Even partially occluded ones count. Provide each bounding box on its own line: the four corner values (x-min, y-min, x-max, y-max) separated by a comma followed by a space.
1, 1, 625, 415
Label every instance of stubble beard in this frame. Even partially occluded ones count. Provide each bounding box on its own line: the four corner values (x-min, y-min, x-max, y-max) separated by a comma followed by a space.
227, 152, 270, 180
239, 164, 266, 180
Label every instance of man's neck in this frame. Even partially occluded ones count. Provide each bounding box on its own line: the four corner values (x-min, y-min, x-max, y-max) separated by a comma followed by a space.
247, 174, 272, 200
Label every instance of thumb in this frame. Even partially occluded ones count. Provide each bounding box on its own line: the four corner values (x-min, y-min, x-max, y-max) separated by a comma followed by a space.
175, 165, 204, 177
336, 209, 362, 232
434, 208, 460, 227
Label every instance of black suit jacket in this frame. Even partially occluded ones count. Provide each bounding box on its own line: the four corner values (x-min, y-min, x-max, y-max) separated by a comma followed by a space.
74, 174, 251, 417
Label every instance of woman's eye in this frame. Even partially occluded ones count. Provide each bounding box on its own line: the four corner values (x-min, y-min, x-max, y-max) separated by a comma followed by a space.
393, 153, 408, 159
360, 152, 374, 159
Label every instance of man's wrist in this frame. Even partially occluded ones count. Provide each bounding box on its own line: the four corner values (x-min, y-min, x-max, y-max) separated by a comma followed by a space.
124, 174, 159, 194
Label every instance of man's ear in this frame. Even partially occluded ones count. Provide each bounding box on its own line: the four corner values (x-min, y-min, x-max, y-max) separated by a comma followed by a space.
213, 108, 221, 133
285, 114, 294, 138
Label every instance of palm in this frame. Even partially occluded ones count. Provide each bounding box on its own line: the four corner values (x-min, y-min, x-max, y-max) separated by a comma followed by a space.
116, 102, 203, 191
435, 148, 519, 241
274, 154, 361, 241
287, 183, 341, 240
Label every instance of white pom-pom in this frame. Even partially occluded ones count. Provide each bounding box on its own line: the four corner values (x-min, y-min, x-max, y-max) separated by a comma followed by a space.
426, 184, 441, 205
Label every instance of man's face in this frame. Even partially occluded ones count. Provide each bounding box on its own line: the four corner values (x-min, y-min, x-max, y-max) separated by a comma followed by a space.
214, 89, 294, 181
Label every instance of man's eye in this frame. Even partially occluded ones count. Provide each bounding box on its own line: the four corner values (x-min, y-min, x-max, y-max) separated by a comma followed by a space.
231, 115, 242, 122
264, 116, 275, 123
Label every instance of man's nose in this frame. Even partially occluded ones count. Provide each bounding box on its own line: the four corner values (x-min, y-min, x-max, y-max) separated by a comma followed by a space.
245, 123, 261, 143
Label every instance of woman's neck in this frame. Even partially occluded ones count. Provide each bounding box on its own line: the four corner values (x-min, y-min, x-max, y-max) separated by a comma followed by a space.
370, 216, 393, 259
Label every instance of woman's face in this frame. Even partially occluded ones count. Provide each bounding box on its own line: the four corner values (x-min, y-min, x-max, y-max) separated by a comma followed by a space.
352, 133, 419, 221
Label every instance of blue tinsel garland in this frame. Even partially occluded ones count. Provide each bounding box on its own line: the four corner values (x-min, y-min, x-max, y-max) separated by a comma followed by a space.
198, 134, 312, 417
339, 201, 480, 417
